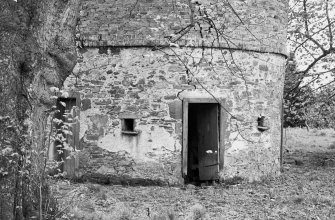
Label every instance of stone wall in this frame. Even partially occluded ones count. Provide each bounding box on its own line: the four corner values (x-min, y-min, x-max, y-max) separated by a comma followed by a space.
77, 0, 288, 54
63, 0, 288, 184
64, 47, 286, 183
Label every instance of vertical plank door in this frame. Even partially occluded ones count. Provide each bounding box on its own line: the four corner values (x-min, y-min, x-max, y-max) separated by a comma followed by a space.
196, 104, 219, 181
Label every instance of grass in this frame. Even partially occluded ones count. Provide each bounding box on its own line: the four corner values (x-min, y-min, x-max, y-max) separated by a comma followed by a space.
53, 127, 335, 219
284, 127, 335, 152
328, 142, 335, 149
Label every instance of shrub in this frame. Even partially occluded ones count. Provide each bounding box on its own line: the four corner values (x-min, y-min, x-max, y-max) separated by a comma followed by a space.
113, 203, 133, 220
328, 142, 335, 150
293, 196, 304, 204
223, 176, 244, 186
86, 183, 102, 192
311, 195, 333, 206
319, 132, 327, 136
151, 209, 176, 220
186, 204, 207, 220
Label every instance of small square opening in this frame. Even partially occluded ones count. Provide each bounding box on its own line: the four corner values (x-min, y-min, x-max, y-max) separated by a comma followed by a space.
123, 119, 135, 132
121, 118, 139, 135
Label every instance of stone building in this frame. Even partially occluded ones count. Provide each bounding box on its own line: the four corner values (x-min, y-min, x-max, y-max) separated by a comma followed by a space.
58, 0, 288, 184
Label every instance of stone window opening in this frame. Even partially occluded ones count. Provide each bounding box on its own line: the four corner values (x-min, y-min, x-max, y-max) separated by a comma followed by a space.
123, 118, 135, 131
120, 115, 139, 135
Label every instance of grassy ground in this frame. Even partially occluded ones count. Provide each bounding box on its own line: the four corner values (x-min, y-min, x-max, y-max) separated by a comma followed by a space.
54, 128, 335, 219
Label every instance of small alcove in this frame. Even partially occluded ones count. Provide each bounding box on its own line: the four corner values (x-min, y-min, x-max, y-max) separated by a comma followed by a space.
119, 113, 139, 135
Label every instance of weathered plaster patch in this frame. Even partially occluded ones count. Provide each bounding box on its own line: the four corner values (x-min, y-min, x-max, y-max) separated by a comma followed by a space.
98, 124, 178, 162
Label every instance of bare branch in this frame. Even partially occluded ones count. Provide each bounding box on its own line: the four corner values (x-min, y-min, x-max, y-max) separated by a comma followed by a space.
297, 30, 327, 52
292, 20, 335, 54
325, 0, 333, 49
310, 79, 335, 92
296, 48, 334, 75
289, 38, 316, 59
224, 0, 263, 45
303, 0, 309, 36
306, 67, 335, 77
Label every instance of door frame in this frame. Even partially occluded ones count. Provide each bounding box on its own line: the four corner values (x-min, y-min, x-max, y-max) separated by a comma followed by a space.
182, 98, 226, 178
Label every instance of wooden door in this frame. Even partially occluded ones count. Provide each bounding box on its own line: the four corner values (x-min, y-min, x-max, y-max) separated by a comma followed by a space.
188, 103, 219, 181
197, 104, 219, 180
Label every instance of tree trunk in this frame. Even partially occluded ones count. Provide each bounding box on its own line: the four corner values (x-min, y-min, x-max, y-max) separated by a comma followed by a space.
0, 0, 80, 218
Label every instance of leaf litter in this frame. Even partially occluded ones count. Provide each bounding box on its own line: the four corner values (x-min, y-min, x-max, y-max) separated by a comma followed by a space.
53, 128, 335, 219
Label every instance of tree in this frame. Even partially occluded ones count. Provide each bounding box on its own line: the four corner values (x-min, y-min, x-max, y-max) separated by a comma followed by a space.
285, 0, 335, 127
305, 85, 335, 128
0, 0, 79, 219
284, 52, 315, 128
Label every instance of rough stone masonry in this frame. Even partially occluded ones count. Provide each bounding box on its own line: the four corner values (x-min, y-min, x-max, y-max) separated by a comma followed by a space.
62, 0, 288, 184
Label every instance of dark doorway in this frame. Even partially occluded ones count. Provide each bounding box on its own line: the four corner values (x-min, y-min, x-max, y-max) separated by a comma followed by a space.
187, 103, 219, 182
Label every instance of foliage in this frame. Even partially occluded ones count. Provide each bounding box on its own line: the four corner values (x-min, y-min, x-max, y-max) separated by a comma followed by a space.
0, 116, 27, 219
0, 115, 60, 220
285, 0, 335, 128
0, 93, 75, 219
284, 52, 335, 128
187, 204, 208, 220
288, 0, 335, 88
284, 52, 314, 127
304, 85, 335, 128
